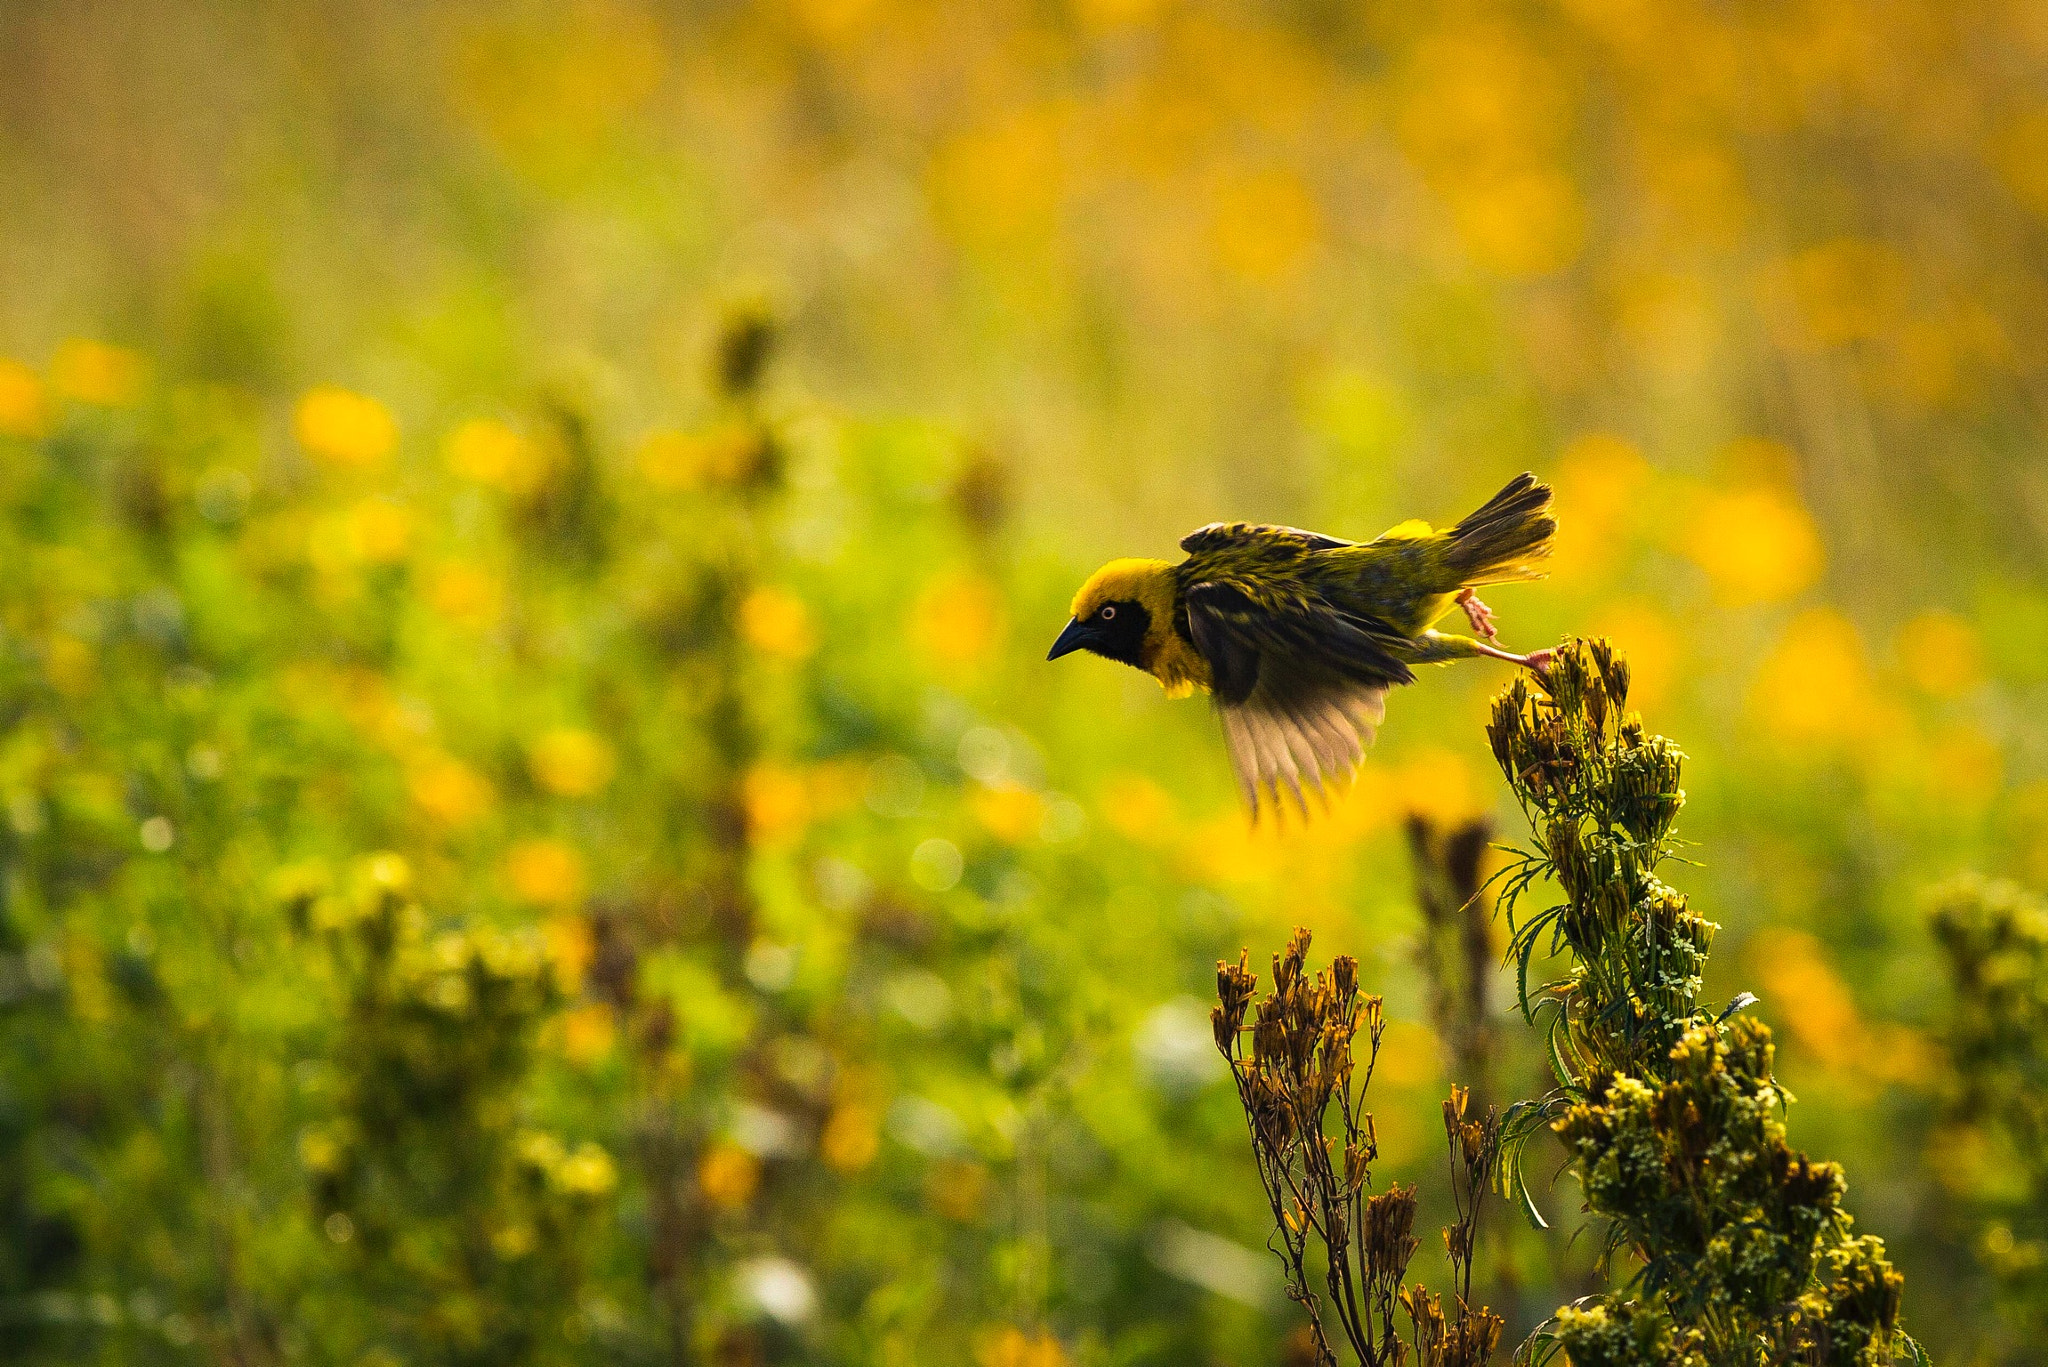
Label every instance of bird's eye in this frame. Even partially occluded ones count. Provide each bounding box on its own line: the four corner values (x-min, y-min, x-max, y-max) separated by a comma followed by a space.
1099, 605, 1116, 621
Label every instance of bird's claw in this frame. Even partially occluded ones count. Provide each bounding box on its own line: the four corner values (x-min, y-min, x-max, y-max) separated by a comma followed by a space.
1522, 647, 1555, 675
1457, 589, 1499, 642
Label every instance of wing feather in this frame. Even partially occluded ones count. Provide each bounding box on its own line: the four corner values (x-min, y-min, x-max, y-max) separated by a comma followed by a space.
1181, 522, 1355, 555
1217, 675, 1389, 821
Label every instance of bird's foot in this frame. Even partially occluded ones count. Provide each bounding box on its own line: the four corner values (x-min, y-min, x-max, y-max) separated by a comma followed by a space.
1457, 588, 1499, 642
1522, 647, 1555, 675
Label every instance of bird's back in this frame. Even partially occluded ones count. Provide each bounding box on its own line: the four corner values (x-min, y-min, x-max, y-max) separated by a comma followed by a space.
1178, 521, 1458, 639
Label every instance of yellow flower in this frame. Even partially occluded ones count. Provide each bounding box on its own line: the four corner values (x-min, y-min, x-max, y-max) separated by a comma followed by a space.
444, 418, 546, 495
408, 755, 495, 829
1750, 608, 1874, 746
50, 340, 147, 407
0, 358, 50, 437
699, 1142, 761, 1209
1749, 928, 1864, 1072
528, 728, 617, 798
294, 386, 397, 466
543, 912, 594, 992
427, 561, 505, 629
637, 425, 769, 490
517, 1129, 567, 1173
977, 1326, 1070, 1367
297, 1128, 344, 1174
740, 587, 816, 660
743, 764, 811, 845
491, 1223, 538, 1259
1893, 609, 1983, 697
345, 498, 413, 564
791, 0, 885, 46
506, 839, 587, 907
553, 1142, 618, 1197
973, 784, 1045, 845
820, 1102, 880, 1173
1684, 485, 1824, 605
928, 106, 1066, 250
560, 1003, 617, 1065
1099, 772, 1178, 845
909, 572, 1004, 672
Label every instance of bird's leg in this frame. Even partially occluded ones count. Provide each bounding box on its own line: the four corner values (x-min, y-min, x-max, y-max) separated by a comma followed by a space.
1472, 640, 1553, 673
1456, 588, 1499, 642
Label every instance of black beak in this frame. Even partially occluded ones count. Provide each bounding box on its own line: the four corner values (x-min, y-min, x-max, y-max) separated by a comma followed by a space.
1046, 617, 1092, 661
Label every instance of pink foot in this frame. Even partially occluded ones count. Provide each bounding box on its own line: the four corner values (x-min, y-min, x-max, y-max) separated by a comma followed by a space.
1457, 589, 1498, 642
1521, 647, 1554, 675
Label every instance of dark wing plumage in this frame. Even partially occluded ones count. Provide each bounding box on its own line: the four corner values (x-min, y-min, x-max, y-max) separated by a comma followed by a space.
1181, 522, 1355, 555
1181, 569, 1410, 819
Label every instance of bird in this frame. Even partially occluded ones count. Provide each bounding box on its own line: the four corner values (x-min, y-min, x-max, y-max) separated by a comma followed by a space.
1046, 472, 1557, 818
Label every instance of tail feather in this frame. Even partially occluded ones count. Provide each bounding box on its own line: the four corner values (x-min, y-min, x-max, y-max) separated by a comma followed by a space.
1444, 473, 1556, 585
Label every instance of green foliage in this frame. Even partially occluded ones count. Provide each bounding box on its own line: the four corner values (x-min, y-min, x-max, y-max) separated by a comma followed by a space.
1487, 639, 1915, 1367
290, 855, 610, 1366
1927, 876, 2048, 1352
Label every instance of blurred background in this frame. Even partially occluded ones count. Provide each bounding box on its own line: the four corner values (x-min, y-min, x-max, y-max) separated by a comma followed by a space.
1, 1, 2045, 1363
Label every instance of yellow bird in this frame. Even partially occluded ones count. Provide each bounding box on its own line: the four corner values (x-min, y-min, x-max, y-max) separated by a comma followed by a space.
1046, 474, 1557, 816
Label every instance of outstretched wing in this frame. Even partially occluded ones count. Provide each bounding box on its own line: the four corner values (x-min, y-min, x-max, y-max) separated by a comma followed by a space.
1183, 578, 1411, 819
1215, 670, 1389, 820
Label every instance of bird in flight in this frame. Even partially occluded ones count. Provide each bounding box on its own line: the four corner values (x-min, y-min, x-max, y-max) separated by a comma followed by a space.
1046, 473, 1557, 818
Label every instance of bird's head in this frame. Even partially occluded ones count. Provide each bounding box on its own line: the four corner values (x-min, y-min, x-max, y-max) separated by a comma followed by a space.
1047, 558, 1177, 671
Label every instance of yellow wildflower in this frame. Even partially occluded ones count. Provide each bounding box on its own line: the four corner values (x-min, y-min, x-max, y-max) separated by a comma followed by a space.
553, 1142, 618, 1197
1750, 608, 1874, 746
977, 1325, 1070, 1367
740, 587, 816, 659
1211, 166, 1323, 285
345, 498, 413, 564
408, 755, 495, 829
543, 912, 594, 992
909, 572, 1004, 672
699, 1142, 761, 1209
0, 358, 50, 437
560, 1003, 617, 1065
973, 784, 1045, 845
1684, 485, 1824, 605
294, 386, 397, 466
427, 561, 505, 629
50, 340, 146, 407
1099, 772, 1178, 845
743, 764, 811, 845
820, 1102, 880, 1173
505, 839, 587, 907
529, 728, 617, 798
444, 418, 546, 495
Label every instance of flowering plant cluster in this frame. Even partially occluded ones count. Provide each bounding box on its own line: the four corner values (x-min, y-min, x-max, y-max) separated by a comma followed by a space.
1214, 929, 1504, 1367
1485, 639, 1920, 1367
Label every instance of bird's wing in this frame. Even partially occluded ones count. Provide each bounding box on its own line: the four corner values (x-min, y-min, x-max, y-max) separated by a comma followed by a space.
1184, 578, 1410, 818
1215, 669, 1389, 820
1180, 521, 1355, 555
